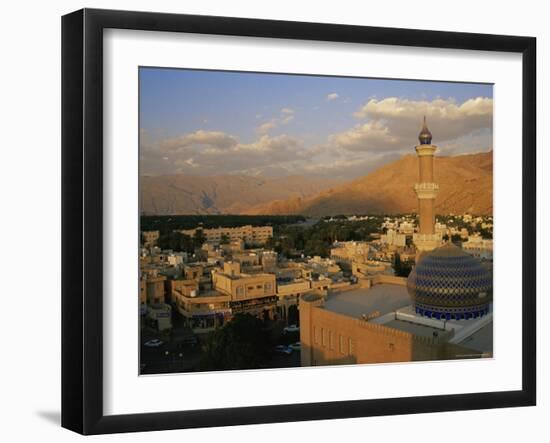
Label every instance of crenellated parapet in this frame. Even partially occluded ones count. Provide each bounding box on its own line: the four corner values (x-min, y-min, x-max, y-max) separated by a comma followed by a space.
414, 182, 439, 199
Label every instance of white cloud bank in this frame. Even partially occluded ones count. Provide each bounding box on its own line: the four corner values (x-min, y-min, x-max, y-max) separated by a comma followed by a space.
141, 96, 493, 179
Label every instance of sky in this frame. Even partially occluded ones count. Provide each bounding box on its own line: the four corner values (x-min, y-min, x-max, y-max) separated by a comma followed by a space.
139, 67, 493, 180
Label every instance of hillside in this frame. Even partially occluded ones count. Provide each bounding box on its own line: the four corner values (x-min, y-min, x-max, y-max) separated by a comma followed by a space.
244, 151, 493, 216
140, 174, 342, 215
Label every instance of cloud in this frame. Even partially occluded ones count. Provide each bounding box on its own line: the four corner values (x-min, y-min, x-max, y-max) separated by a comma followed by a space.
352, 97, 493, 143
328, 120, 401, 153
327, 93, 339, 101
141, 96, 493, 179
257, 108, 295, 135
257, 120, 278, 134
324, 96, 492, 155
141, 129, 309, 176
157, 130, 238, 152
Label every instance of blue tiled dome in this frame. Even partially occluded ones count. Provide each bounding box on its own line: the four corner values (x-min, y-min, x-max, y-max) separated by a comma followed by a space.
407, 243, 492, 320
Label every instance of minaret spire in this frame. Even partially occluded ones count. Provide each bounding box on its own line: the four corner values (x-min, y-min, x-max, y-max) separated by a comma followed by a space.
418, 115, 432, 145
413, 117, 442, 261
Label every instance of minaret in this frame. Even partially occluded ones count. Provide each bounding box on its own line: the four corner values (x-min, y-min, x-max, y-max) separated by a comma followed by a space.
413, 117, 442, 261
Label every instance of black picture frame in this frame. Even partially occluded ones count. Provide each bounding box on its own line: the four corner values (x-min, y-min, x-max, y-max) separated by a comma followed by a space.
61, 8, 537, 435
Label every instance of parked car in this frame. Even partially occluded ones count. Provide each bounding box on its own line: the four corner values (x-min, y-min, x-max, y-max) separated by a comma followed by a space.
274, 345, 293, 355
289, 342, 301, 351
283, 324, 300, 334
144, 339, 163, 347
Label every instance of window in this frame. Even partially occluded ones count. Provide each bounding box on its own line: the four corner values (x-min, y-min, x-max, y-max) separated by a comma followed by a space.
348, 337, 355, 355
339, 335, 345, 354
314, 327, 319, 344
329, 331, 335, 350
321, 328, 326, 347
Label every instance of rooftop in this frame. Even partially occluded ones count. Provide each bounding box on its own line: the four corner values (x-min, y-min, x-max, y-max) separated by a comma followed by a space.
457, 322, 493, 353
383, 319, 445, 338
323, 284, 410, 318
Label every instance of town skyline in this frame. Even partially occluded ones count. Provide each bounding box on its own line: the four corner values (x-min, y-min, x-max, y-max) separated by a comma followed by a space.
140, 68, 493, 181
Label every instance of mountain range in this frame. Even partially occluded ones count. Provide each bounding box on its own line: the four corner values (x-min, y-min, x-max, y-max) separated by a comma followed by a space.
140, 174, 342, 215
140, 151, 493, 216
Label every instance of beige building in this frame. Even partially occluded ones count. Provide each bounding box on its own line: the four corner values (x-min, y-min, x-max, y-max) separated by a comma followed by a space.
330, 241, 370, 265
172, 285, 232, 333
351, 260, 391, 278
179, 225, 273, 245
398, 221, 415, 235
232, 252, 261, 269
146, 304, 172, 331
300, 282, 491, 367
276, 278, 312, 322
140, 270, 167, 305
212, 262, 278, 318
261, 251, 278, 273
380, 229, 406, 247
462, 235, 493, 259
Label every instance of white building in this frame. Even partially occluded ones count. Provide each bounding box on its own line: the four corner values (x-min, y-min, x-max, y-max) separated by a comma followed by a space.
462, 235, 493, 259
381, 229, 406, 247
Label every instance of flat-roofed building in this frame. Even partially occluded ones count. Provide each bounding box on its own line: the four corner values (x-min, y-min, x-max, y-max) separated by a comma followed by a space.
233, 252, 261, 269
212, 263, 277, 319
300, 281, 492, 367
398, 221, 415, 235
183, 264, 203, 281
462, 235, 493, 260
380, 229, 406, 247
146, 303, 172, 331
140, 269, 167, 305
330, 241, 370, 265
172, 287, 232, 333
261, 251, 278, 273
351, 260, 391, 278
276, 278, 312, 322
178, 225, 273, 245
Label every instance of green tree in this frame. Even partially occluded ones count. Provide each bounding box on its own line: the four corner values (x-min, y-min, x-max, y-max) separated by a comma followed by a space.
193, 230, 207, 248
264, 236, 276, 250
393, 252, 413, 277
220, 233, 230, 244
479, 228, 493, 239
158, 231, 194, 253
198, 314, 271, 371
304, 239, 327, 258
280, 235, 296, 258
287, 305, 299, 326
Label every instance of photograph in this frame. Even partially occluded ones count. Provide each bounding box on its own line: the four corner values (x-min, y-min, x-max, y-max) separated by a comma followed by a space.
0, 0, 544, 439
138, 68, 494, 375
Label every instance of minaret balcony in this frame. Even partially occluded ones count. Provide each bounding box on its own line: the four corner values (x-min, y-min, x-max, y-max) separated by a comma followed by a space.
414, 182, 439, 199
415, 144, 437, 156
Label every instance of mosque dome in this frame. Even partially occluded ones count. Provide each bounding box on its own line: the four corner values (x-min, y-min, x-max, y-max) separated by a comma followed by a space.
406, 243, 492, 320
418, 116, 433, 145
